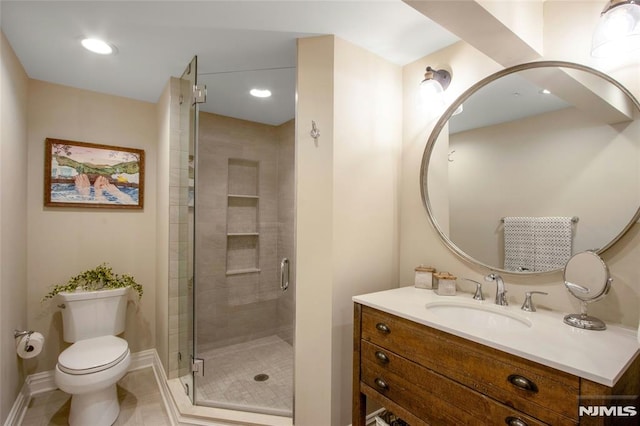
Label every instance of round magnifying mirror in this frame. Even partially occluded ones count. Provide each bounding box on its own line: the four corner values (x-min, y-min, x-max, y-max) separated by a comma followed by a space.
563, 251, 612, 330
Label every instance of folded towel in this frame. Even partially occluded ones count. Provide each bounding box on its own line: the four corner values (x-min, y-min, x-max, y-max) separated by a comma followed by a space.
533, 216, 573, 271
503, 217, 536, 272
503, 216, 574, 272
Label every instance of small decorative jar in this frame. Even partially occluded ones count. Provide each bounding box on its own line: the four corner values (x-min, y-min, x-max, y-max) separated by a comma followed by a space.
414, 266, 436, 289
434, 272, 457, 296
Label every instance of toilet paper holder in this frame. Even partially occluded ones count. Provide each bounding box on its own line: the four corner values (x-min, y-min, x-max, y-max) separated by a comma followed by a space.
14, 330, 35, 353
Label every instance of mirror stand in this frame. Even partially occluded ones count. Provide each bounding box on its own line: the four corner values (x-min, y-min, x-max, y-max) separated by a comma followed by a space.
562, 251, 612, 331
563, 301, 606, 331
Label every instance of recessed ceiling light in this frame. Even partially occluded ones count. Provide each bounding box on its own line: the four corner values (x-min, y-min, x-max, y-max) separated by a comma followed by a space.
81, 38, 115, 55
250, 88, 272, 98
539, 89, 551, 95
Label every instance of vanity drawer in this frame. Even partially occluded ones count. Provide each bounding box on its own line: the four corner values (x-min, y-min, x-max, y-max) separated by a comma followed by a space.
361, 340, 552, 426
361, 306, 579, 424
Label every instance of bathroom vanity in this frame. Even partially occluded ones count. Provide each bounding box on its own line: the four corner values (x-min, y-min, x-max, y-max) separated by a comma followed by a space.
352, 287, 640, 426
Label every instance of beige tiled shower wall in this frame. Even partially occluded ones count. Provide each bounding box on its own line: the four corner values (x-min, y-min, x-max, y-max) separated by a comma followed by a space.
196, 113, 295, 351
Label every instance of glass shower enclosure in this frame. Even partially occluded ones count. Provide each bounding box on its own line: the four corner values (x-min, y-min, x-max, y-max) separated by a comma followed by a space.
178, 56, 296, 418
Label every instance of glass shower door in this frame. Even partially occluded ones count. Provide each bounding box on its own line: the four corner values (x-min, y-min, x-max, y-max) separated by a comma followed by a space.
192, 66, 296, 417
177, 55, 198, 404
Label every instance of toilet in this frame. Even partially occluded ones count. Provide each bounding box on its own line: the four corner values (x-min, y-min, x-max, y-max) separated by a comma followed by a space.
54, 287, 131, 426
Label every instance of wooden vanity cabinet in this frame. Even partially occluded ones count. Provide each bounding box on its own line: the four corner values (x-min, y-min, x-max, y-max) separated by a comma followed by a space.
353, 303, 640, 426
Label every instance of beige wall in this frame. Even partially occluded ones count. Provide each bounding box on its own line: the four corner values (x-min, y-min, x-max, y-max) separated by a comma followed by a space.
401, 2, 640, 329
26, 80, 158, 372
295, 35, 402, 426
401, 41, 499, 291
0, 30, 29, 423
295, 36, 335, 425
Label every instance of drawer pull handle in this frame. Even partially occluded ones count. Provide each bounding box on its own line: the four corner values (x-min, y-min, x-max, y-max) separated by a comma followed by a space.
375, 323, 390, 334
375, 351, 389, 363
374, 378, 389, 390
505, 416, 528, 426
507, 374, 538, 393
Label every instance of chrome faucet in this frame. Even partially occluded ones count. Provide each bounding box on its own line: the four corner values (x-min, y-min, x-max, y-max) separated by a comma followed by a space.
521, 291, 548, 312
462, 278, 484, 301
485, 273, 508, 306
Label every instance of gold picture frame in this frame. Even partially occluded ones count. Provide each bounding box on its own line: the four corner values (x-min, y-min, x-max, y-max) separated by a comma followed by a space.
44, 138, 145, 209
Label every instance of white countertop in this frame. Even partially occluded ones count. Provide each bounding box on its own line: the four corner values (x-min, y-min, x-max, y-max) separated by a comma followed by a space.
353, 286, 640, 387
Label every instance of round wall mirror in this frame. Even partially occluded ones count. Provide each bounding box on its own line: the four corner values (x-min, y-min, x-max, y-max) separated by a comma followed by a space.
562, 251, 611, 330
421, 61, 640, 275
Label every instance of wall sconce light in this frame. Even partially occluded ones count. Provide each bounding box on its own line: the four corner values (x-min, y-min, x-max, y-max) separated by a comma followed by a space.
591, 0, 640, 57
420, 66, 451, 95
419, 66, 452, 112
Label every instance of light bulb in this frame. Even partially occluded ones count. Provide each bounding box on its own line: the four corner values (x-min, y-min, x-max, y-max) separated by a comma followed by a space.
591, 3, 640, 57
250, 88, 272, 98
81, 38, 114, 55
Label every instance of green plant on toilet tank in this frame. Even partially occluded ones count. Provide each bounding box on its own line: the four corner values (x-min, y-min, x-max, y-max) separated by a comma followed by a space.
42, 263, 143, 301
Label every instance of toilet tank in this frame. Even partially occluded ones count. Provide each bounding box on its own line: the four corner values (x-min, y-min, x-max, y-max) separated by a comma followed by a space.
57, 287, 129, 342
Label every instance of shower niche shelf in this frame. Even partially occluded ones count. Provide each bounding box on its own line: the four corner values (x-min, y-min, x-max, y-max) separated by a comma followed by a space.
226, 228, 259, 274
226, 267, 261, 276
226, 159, 260, 276
227, 197, 259, 233
228, 194, 259, 199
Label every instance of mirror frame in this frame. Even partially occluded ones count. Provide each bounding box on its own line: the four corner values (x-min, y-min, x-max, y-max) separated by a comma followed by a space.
421, 60, 640, 275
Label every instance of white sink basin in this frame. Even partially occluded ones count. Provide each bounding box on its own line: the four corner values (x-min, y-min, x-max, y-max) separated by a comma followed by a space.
425, 301, 532, 329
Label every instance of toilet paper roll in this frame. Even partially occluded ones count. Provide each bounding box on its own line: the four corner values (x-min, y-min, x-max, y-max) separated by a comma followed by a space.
16, 332, 44, 359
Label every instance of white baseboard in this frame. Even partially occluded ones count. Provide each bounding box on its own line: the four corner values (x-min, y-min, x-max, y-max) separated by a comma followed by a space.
2, 384, 28, 426
128, 348, 158, 372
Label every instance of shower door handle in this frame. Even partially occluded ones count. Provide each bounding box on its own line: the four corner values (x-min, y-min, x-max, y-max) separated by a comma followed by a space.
280, 258, 290, 292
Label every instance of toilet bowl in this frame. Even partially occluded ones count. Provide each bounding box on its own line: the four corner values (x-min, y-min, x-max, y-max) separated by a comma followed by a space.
53, 287, 131, 425
55, 335, 131, 426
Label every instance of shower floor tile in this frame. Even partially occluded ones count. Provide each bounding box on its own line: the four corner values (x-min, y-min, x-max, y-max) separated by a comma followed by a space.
195, 335, 293, 415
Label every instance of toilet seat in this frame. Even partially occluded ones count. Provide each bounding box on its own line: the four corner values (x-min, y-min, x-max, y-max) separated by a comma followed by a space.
58, 335, 129, 375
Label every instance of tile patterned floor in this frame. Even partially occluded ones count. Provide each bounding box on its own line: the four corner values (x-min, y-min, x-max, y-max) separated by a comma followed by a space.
195, 335, 293, 415
20, 367, 172, 426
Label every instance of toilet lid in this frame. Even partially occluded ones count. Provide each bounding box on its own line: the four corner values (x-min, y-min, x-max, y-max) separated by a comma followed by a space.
58, 335, 129, 375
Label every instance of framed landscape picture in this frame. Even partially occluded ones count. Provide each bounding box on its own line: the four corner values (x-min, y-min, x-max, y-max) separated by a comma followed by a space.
44, 138, 145, 209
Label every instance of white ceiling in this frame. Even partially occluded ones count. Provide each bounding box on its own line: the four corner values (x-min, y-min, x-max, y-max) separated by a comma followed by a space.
1, 0, 459, 125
